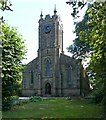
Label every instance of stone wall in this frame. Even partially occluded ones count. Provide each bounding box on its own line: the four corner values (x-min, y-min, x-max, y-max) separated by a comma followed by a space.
60, 54, 80, 92
22, 12, 90, 97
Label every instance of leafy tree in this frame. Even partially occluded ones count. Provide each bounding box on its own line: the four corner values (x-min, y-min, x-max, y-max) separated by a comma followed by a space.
0, 0, 13, 11
0, 0, 26, 110
66, 1, 106, 103
2, 23, 26, 110
67, 5, 93, 59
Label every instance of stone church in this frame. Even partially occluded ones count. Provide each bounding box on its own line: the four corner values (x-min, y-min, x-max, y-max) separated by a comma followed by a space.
22, 9, 90, 97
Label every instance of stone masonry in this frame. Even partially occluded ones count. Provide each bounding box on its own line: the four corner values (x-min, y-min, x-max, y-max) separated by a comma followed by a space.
22, 9, 90, 97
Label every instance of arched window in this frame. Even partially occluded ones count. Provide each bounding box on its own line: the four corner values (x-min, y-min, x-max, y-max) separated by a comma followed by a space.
66, 65, 72, 84
45, 59, 52, 77
31, 71, 34, 84
23, 73, 26, 89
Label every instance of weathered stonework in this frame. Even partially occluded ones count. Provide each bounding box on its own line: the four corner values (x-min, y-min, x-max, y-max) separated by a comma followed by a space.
22, 11, 90, 97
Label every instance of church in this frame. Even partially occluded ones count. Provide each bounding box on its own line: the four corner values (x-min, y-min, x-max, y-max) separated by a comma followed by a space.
22, 9, 90, 97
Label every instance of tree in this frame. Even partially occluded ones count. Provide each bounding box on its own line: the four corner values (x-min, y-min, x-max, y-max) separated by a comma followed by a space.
67, 1, 106, 103
0, 0, 13, 11
67, 5, 93, 59
0, 0, 11, 111
0, 0, 26, 110
2, 23, 26, 110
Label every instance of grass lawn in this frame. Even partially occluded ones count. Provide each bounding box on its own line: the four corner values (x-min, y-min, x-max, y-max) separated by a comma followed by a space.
2, 98, 103, 119
0, 111, 2, 119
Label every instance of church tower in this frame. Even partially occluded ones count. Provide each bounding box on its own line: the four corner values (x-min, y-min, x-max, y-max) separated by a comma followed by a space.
22, 8, 90, 97
37, 9, 64, 96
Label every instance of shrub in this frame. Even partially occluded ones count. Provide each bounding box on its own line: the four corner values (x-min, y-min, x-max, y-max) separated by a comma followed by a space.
2, 97, 12, 110
2, 96, 19, 110
29, 96, 42, 102
90, 88, 104, 104
10, 96, 20, 106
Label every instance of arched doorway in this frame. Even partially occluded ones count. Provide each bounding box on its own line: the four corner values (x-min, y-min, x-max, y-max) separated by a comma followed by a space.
45, 83, 51, 95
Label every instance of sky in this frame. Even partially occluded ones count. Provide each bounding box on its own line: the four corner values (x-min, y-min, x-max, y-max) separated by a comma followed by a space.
2, 0, 78, 64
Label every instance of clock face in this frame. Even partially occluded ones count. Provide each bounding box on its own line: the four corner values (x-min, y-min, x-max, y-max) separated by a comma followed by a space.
44, 24, 52, 33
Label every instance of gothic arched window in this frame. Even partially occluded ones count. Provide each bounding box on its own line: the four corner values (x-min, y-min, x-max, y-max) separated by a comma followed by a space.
31, 71, 34, 84
23, 72, 26, 89
45, 59, 52, 77
66, 65, 72, 84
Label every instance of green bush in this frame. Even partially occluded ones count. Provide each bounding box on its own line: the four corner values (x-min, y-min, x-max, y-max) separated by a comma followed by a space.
10, 96, 20, 106
2, 96, 19, 110
29, 96, 42, 102
2, 97, 12, 110
90, 88, 104, 104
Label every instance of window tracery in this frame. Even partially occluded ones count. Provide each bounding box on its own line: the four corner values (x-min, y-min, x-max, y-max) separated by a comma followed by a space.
66, 65, 72, 85
45, 59, 52, 77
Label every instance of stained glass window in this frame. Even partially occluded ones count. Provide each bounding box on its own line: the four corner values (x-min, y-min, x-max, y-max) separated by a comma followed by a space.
31, 71, 34, 84
66, 65, 72, 84
45, 59, 52, 77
